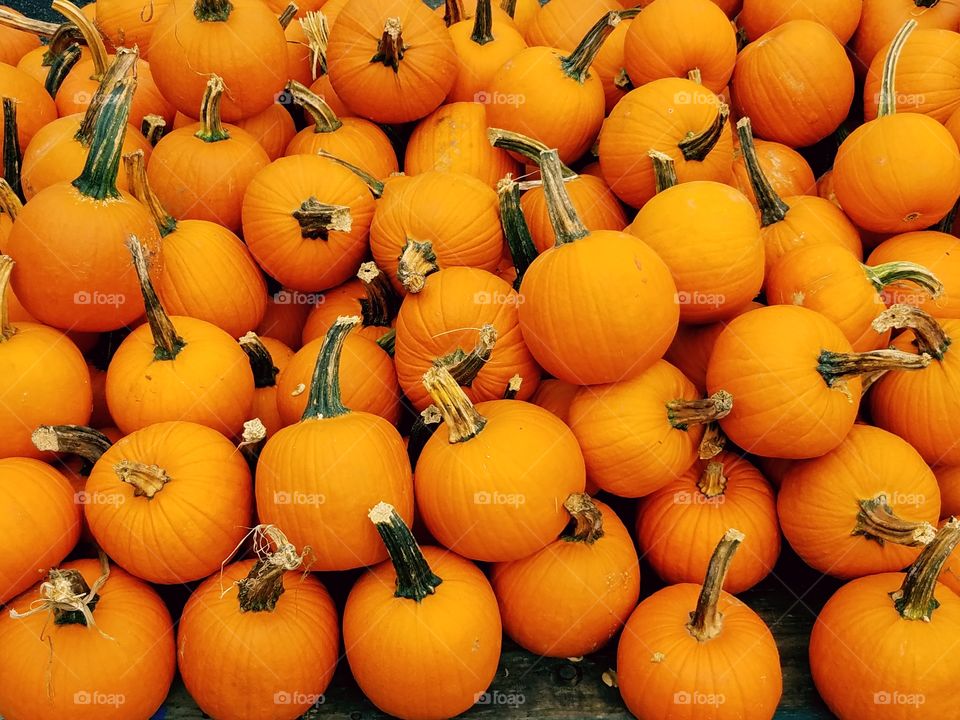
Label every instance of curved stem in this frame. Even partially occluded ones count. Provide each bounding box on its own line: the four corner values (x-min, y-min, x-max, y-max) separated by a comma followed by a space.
891, 517, 960, 621
863, 262, 943, 300
487, 128, 577, 177
299, 10, 329, 80
75, 48, 139, 148
236, 526, 306, 612
540, 148, 588, 246
141, 115, 167, 146
438, 324, 497, 387
42, 23, 84, 67
503, 373, 522, 399
853, 494, 936, 546
314, 149, 385, 197
397, 240, 440, 293
286, 79, 342, 133
123, 149, 178, 237
736, 117, 789, 226
878, 20, 917, 118
51, 0, 109, 79
2, 98, 24, 203
43, 42, 82, 98
376, 327, 396, 355
73, 76, 136, 200
357, 261, 398, 327
126, 235, 186, 361
614, 67, 634, 91
0, 180, 22, 222
686, 528, 744, 641
471, 0, 494, 44
301, 315, 359, 421
872, 304, 952, 360
560, 11, 621, 83
818, 348, 931, 388
292, 197, 352, 240
562, 493, 604, 544
648, 149, 677, 193
679, 103, 730, 162
195, 75, 230, 143
667, 390, 733, 430
0, 255, 16, 341
277, 2, 297, 28
369, 502, 442, 602
497, 175, 538, 290
444, 0, 463, 26
0, 8, 58, 36
698, 422, 726, 460
194, 0, 233, 22
371, 17, 405, 72
407, 405, 443, 469
115, 459, 170, 498
422, 364, 487, 443
32, 425, 113, 465
239, 332, 279, 389
697, 461, 728, 498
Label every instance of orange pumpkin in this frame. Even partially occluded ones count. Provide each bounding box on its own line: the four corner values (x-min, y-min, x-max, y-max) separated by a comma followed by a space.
524, 0, 623, 49
590, 7, 637, 113
447, 0, 527, 103
0, 61, 56, 153
236, 101, 297, 161
300, 267, 395, 345
937, 465, 960, 518
491, 494, 640, 657
281, 6, 313, 86
739, 0, 862, 44
239, 333, 294, 438
852, 0, 960, 74
0, 7, 41, 65
95, 0, 172, 58
326, 0, 457, 123
256, 290, 312, 349
731, 137, 817, 211
343, 503, 501, 720
256, 317, 414, 570
867, 231, 960, 318
303, 12, 354, 118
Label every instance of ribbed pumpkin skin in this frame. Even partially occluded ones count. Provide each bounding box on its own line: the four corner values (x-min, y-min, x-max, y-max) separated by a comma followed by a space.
491, 499, 640, 657
237, 102, 297, 161
617, 583, 782, 720
85, 421, 253, 584
0, 459, 81, 604
446, 10, 527, 104
248, 336, 293, 438
95, 0, 172, 58
301, 280, 389, 345
731, 20, 855, 148
739, 0, 862, 44
867, 231, 960, 319
178, 560, 340, 720
523, 0, 623, 49
394, 267, 541, 410
810, 572, 960, 719
0, 63, 56, 150
852, 0, 960, 74
284, 117, 399, 180
416, 400, 586, 562
530, 378, 578, 424
636, 453, 780, 593
778, 425, 941, 579
520, 175, 627, 253
344, 547, 502, 720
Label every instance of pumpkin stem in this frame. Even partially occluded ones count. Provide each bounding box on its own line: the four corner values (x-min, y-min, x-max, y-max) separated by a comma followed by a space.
370, 501, 443, 602
862, 261, 944, 301
500, 0, 517, 16
698, 461, 728, 498
377, 327, 396, 355
407, 404, 443, 469
72, 75, 137, 201
504, 373, 522, 399
648, 149, 678, 193
1, 98, 23, 203
667, 390, 734, 430
141, 114, 167, 146
123, 149, 178, 237
487, 128, 577, 177
422, 364, 488, 443
736, 116, 790, 226
43, 42, 81, 98
397, 240, 440, 293
32, 425, 113, 466
314, 149, 385, 197
686, 528, 745, 642
562, 493, 605, 544
194, 0, 233, 22
126, 235, 187, 361
0, 8, 59, 36
237, 525, 308, 612
853, 494, 936, 547
357, 261, 399, 327
286, 79, 342, 133
444, 0, 464, 26
238, 418, 267, 470
679, 102, 729, 162
51, 0, 109, 79
0, 179, 22, 223
239, 332, 280, 389
277, 2, 297, 28
560, 11, 621, 83
301, 315, 359, 421
817, 348, 931, 388
300, 11, 330, 80
371, 17, 406, 72
891, 517, 960, 621
540, 147, 589, 246
0, 255, 16, 342
195, 75, 231, 143
41, 23, 85, 68
687, 67, 702, 84
915, 0, 940, 6
878, 20, 917, 118
497, 175, 539, 290
614, 68, 635, 92
437, 323, 498, 388
115, 459, 171, 499
934, 196, 960, 233
872, 304, 952, 360
292, 197, 353, 240
471, 0, 494, 44
8, 553, 111, 635
698, 422, 726, 459
75, 48, 139, 149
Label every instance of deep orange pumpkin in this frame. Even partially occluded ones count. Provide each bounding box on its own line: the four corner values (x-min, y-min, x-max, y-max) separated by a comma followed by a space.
446, 0, 527, 102
740, 0, 862, 44
852, 0, 960, 74
867, 231, 960, 318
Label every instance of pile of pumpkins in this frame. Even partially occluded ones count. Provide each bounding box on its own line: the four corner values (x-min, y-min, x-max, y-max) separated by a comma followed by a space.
1, 0, 960, 717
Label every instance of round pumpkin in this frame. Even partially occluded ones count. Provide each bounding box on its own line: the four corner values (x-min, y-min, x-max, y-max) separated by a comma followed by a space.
852, 0, 960, 74
867, 230, 960, 318
447, 0, 527, 103
739, 0, 862, 44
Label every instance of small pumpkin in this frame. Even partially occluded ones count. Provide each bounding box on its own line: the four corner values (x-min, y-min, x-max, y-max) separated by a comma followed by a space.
0, 7, 41, 65
523, 0, 623, 49
256, 291, 312, 349
591, 7, 638, 113
852, 0, 960, 74
236, 100, 297, 161
94, 0, 172, 58
937, 464, 960, 518
867, 230, 960, 318
301, 264, 397, 345
240, 332, 294, 438
0, 61, 57, 155
739, 0, 862, 44
447, 0, 527, 102
731, 136, 817, 212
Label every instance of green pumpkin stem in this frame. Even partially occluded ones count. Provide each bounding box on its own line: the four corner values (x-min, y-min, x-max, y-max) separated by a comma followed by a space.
667, 390, 734, 430
687, 528, 745, 641
376, 327, 396, 355
239, 332, 280, 389
357, 261, 399, 327
853, 494, 936, 546
194, 0, 233, 22
141, 114, 167, 146
487, 128, 577, 177
41, 23, 84, 67
301, 315, 359, 421
407, 405, 443, 469
862, 262, 944, 300
499, 0, 517, 16
698, 461, 728, 498
0, 8, 59, 36
292, 196, 352, 240
679, 102, 729, 162
471, 0, 494, 44
1, 98, 24, 203
237, 526, 306, 612
540, 147, 589, 246
75, 48, 139, 148
52, 0, 109, 79
397, 240, 440, 293
123, 149, 178, 237
43, 42, 82, 98
891, 517, 960, 621
115, 459, 170, 498
32, 425, 113, 466
422, 364, 488, 443
286, 79, 342, 133
648, 150, 678, 193
126, 235, 186, 361
503, 373, 522, 399
0, 254, 17, 341
195, 75, 231, 143
562, 493, 605, 544
915, 0, 940, 6
872, 304, 952, 360
73, 76, 137, 201
561, 11, 621, 83
817, 348, 931, 388
444, 0, 463, 26
497, 175, 539, 290
370, 501, 443, 601
736, 116, 790, 226
314, 149, 385, 197
438, 324, 498, 387
371, 17, 405, 72
0, 179, 22, 223
878, 20, 917, 118
277, 2, 297, 28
